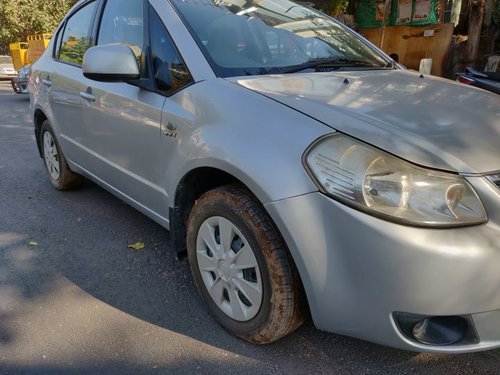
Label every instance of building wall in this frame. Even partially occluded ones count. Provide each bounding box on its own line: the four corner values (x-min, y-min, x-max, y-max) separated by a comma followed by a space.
359, 23, 455, 76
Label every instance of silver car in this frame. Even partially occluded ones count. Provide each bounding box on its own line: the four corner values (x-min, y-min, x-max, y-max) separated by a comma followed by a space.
29, 0, 500, 353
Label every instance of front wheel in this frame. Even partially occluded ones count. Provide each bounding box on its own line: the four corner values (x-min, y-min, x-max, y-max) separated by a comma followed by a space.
40, 120, 83, 190
187, 186, 305, 344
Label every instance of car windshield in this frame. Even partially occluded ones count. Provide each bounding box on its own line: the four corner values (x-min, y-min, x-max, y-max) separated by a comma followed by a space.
0, 56, 13, 64
172, 0, 390, 77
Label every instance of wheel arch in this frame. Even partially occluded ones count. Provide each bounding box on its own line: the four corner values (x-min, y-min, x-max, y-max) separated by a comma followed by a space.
33, 108, 49, 158
169, 166, 309, 312
169, 166, 241, 256
171, 167, 310, 328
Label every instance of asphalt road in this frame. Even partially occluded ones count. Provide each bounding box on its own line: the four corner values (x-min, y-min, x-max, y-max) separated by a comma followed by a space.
1, 80, 499, 374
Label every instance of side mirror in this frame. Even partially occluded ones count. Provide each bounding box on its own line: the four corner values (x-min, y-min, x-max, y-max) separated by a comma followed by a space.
83, 44, 140, 82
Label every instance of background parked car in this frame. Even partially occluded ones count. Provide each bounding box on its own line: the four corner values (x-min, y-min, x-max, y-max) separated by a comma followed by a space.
0, 55, 17, 80
456, 66, 500, 94
11, 65, 30, 94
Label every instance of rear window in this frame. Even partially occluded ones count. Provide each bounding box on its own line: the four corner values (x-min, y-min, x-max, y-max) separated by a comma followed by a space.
58, 1, 97, 65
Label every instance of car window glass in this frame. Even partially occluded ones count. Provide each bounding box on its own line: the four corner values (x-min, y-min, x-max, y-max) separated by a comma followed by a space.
150, 8, 193, 95
98, 0, 144, 65
172, 0, 389, 77
58, 2, 97, 65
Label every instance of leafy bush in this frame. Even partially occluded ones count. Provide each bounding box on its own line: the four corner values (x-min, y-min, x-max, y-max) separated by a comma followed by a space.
0, 0, 79, 53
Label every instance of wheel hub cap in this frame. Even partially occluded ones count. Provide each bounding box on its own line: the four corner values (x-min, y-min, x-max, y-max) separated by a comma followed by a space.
43, 131, 60, 181
217, 260, 232, 282
196, 216, 263, 322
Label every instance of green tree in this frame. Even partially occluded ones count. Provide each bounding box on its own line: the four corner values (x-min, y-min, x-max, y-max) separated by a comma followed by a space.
0, 0, 79, 53
327, 0, 351, 17
59, 36, 88, 64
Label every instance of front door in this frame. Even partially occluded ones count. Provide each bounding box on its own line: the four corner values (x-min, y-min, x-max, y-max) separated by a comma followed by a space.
79, 0, 168, 220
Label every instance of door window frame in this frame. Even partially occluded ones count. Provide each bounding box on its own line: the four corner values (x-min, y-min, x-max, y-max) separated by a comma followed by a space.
147, 5, 194, 97
94, 0, 155, 91
52, 0, 101, 67
52, 0, 195, 95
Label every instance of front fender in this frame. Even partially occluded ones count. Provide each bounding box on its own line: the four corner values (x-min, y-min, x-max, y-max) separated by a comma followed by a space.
162, 78, 329, 208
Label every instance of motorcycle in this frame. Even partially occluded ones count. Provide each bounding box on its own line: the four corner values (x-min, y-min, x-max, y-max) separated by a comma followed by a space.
456, 67, 500, 95
11, 65, 30, 94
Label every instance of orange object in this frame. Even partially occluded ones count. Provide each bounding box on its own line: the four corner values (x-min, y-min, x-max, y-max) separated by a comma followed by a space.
26, 33, 53, 64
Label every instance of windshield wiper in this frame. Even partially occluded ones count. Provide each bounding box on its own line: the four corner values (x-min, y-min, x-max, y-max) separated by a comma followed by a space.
242, 58, 382, 77
280, 58, 381, 74
243, 66, 284, 76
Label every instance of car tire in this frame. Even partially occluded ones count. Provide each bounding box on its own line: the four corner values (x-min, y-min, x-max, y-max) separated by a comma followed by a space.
40, 120, 83, 190
187, 185, 305, 344
11, 79, 21, 93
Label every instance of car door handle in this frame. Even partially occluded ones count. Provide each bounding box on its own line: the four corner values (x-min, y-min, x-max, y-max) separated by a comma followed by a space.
80, 91, 96, 102
42, 79, 52, 88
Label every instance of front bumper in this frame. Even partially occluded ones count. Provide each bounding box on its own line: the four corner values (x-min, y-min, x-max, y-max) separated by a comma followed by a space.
265, 176, 500, 353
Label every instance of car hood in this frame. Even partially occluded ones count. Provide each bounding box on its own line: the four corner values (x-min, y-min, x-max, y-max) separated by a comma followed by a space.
231, 69, 500, 174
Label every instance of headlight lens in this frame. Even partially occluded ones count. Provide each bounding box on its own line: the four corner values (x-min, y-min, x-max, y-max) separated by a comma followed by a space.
305, 134, 487, 227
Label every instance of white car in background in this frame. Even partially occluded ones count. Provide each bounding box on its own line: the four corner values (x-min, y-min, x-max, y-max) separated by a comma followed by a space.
0, 55, 16, 79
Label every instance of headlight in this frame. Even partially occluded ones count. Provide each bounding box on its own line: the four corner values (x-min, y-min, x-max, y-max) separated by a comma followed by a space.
304, 134, 487, 227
